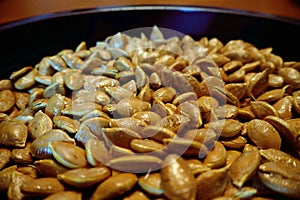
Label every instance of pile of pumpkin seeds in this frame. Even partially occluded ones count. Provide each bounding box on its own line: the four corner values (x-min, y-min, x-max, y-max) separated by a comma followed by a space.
0, 26, 300, 200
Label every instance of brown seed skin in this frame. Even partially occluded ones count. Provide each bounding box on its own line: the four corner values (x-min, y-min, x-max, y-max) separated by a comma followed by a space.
259, 148, 300, 173
0, 90, 15, 112
224, 83, 247, 100
85, 138, 111, 166
90, 173, 138, 200
63, 69, 84, 90
203, 142, 227, 168
107, 155, 162, 173
186, 159, 210, 175
57, 166, 111, 188
11, 142, 32, 164
34, 159, 69, 177
30, 129, 74, 159
0, 79, 13, 91
0, 120, 28, 147
246, 119, 281, 149
0, 165, 17, 191
45, 93, 64, 118
197, 96, 219, 113
132, 111, 162, 125
138, 173, 163, 196
116, 97, 151, 117
163, 137, 208, 158
161, 154, 196, 200
155, 114, 190, 133
250, 100, 278, 119
50, 141, 88, 168
53, 115, 80, 134
292, 90, 300, 114
264, 115, 300, 156
14, 68, 38, 90
28, 110, 53, 140
278, 67, 300, 89
130, 138, 166, 157
0, 148, 11, 170
152, 87, 176, 103
258, 162, 300, 198
17, 165, 38, 179
184, 128, 216, 145
247, 69, 269, 99
196, 168, 229, 200
123, 190, 150, 200
44, 191, 82, 200
109, 117, 147, 133
20, 176, 65, 195
221, 135, 247, 149
178, 100, 202, 128
273, 96, 293, 120
103, 127, 141, 149
230, 147, 261, 188
225, 150, 241, 167
268, 74, 284, 88
206, 119, 242, 138
14, 92, 29, 110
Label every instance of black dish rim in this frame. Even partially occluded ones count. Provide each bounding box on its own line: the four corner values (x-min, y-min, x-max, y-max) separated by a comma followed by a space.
1, 4, 300, 31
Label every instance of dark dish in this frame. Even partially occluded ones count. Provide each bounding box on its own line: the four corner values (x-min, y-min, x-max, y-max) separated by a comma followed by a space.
0, 5, 300, 200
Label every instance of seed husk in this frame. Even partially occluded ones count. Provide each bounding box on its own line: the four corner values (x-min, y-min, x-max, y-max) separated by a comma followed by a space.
273, 95, 293, 120
196, 167, 230, 200
107, 155, 162, 173
0, 90, 15, 112
230, 147, 261, 187
44, 191, 82, 200
34, 159, 69, 177
163, 137, 208, 158
259, 148, 300, 173
103, 127, 142, 149
123, 190, 150, 200
264, 115, 300, 156
130, 138, 167, 157
50, 141, 88, 168
14, 69, 38, 90
20, 176, 65, 196
90, 173, 138, 200
0, 148, 11, 170
0, 120, 28, 147
161, 154, 197, 200
10, 66, 33, 81
246, 119, 281, 149
57, 166, 111, 188
63, 69, 84, 90
205, 119, 242, 138
53, 115, 80, 134
116, 97, 151, 117
138, 173, 163, 196
30, 129, 75, 159
247, 69, 269, 99
28, 110, 53, 140
11, 142, 32, 164
258, 161, 300, 198
85, 138, 111, 166
221, 135, 247, 149
203, 142, 227, 168
131, 111, 162, 125
141, 126, 176, 142
250, 100, 279, 119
